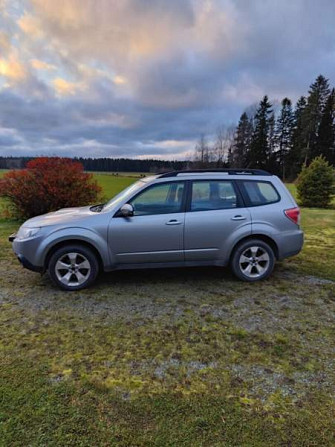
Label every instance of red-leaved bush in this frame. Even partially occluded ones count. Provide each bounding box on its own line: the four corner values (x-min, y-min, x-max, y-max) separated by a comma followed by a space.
0, 157, 102, 219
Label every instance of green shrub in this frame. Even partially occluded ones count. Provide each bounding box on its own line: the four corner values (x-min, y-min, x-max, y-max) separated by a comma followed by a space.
296, 156, 334, 208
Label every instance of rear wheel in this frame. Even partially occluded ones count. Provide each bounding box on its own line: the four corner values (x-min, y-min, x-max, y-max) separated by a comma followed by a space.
231, 239, 275, 282
48, 245, 99, 290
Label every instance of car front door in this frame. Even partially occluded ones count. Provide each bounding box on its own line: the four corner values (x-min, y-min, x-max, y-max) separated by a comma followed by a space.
184, 179, 252, 262
108, 181, 186, 265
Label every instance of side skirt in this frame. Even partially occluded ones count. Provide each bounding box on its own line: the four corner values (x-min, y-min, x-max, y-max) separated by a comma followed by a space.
104, 259, 227, 272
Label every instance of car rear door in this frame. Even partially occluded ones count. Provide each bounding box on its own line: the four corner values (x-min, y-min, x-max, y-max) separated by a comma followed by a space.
184, 179, 252, 262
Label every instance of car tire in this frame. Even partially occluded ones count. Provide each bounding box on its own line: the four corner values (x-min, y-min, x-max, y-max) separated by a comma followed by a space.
230, 239, 275, 282
48, 244, 99, 291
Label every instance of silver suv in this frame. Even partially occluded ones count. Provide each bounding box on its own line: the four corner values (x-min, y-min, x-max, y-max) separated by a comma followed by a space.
9, 169, 304, 290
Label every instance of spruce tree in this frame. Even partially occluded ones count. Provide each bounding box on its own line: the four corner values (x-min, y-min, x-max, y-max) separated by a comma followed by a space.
268, 113, 276, 155
287, 96, 307, 179
267, 112, 278, 174
316, 88, 335, 165
276, 98, 294, 179
248, 96, 272, 169
232, 112, 253, 168
301, 75, 330, 163
296, 156, 334, 208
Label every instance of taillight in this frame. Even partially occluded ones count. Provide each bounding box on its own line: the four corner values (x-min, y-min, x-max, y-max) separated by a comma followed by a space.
284, 207, 300, 225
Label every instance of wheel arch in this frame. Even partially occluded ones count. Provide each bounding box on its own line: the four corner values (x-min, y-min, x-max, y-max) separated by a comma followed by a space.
229, 234, 279, 262
44, 239, 104, 272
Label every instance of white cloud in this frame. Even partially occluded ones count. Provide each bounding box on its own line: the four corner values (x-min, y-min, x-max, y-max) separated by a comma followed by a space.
18, 13, 43, 39
52, 77, 86, 96
30, 59, 56, 70
0, 53, 27, 81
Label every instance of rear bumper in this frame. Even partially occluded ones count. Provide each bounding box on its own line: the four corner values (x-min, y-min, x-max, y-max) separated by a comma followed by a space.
277, 229, 304, 260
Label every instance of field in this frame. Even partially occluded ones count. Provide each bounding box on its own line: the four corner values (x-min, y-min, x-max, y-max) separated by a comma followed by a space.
1, 172, 335, 445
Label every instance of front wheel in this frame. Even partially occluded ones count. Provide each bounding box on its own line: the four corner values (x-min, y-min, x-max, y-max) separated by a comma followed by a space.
48, 244, 99, 290
230, 239, 275, 282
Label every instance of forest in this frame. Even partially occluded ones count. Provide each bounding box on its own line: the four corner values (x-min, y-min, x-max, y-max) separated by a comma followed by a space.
0, 156, 190, 173
196, 74, 335, 180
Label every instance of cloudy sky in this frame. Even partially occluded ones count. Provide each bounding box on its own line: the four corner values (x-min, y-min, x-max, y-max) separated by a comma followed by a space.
0, 0, 335, 160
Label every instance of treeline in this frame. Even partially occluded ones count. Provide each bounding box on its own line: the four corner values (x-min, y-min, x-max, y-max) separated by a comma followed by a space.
77, 157, 191, 172
0, 157, 31, 169
0, 157, 191, 173
196, 74, 335, 180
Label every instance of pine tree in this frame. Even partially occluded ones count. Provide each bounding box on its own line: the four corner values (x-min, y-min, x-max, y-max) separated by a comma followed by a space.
301, 75, 330, 163
248, 96, 273, 169
316, 88, 335, 165
268, 113, 276, 155
276, 98, 294, 179
287, 96, 307, 179
232, 112, 253, 168
267, 112, 279, 174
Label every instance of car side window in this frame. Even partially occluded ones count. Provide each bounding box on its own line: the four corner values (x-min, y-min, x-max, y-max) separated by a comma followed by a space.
191, 181, 238, 211
130, 182, 185, 216
240, 181, 279, 206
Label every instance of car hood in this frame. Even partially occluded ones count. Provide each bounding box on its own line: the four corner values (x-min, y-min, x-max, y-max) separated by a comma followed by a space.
23, 206, 96, 228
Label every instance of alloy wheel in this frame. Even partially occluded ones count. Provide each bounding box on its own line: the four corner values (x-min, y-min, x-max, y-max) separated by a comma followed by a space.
55, 252, 91, 287
239, 246, 270, 279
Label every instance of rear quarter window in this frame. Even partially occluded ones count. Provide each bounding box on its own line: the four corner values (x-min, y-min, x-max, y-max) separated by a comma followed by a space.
239, 181, 280, 206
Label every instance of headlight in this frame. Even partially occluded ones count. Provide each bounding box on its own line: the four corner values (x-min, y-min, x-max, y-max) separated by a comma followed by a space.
16, 227, 41, 240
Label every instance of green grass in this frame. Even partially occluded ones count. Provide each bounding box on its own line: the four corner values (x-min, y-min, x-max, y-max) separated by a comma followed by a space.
288, 208, 335, 279
94, 173, 139, 201
0, 175, 335, 445
0, 171, 9, 216
283, 183, 335, 280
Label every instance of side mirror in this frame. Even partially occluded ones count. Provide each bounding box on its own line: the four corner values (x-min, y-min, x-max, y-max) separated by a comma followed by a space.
119, 203, 134, 217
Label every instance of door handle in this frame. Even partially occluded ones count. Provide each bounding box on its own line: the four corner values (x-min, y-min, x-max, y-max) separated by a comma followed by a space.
231, 215, 247, 221
165, 219, 182, 225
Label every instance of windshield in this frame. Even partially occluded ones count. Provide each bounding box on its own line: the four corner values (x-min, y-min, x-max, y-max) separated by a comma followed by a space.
103, 179, 147, 211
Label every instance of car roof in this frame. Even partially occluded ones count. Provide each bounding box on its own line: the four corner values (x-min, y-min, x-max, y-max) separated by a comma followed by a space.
151, 169, 274, 181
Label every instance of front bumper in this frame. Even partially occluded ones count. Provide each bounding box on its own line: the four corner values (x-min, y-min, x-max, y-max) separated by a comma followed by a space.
17, 254, 44, 273
9, 233, 44, 273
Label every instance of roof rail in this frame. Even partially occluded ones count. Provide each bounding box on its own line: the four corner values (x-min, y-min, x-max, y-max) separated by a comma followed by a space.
157, 169, 271, 178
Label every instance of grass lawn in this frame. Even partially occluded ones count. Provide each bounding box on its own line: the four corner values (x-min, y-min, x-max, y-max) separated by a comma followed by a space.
94, 173, 140, 201
0, 170, 9, 216
0, 174, 335, 445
